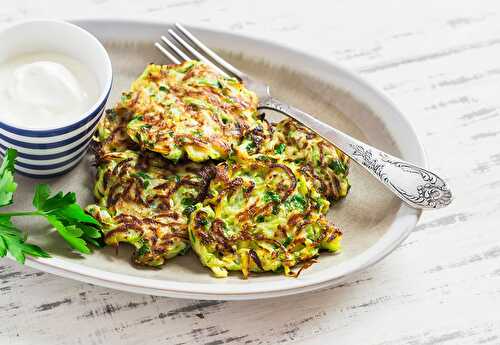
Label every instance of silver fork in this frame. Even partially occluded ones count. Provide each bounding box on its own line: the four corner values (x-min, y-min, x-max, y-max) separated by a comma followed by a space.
155, 23, 452, 209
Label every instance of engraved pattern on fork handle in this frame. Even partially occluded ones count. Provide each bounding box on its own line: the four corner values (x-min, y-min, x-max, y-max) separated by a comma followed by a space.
259, 97, 453, 209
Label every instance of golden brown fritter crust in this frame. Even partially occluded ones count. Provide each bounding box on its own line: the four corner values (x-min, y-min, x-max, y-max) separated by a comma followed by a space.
122, 61, 261, 162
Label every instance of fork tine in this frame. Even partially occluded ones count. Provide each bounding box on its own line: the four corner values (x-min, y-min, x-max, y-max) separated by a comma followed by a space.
154, 42, 180, 64
161, 36, 190, 61
167, 29, 228, 77
174, 23, 247, 80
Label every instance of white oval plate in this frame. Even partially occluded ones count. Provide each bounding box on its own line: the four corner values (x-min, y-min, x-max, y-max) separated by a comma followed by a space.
14, 19, 424, 300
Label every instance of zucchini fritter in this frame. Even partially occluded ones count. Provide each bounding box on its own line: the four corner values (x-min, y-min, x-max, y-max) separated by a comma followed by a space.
122, 60, 261, 162
239, 118, 350, 202
87, 150, 213, 266
188, 158, 342, 278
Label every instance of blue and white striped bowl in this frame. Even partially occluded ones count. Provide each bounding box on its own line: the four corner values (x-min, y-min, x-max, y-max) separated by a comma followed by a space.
0, 20, 113, 178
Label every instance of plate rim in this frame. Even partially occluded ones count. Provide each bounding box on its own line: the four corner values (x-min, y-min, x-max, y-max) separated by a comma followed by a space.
19, 18, 424, 300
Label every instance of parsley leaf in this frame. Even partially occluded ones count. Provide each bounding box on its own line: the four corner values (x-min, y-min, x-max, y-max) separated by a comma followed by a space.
136, 243, 150, 257
282, 235, 293, 247
132, 172, 151, 188
46, 215, 90, 254
0, 150, 103, 264
329, 160, 347, 175
32, 183, 50, 209
274, 143, 286, 154
33, 185, 101, 254
263, 190, 281, 203
246, 141, 257, 151
38, 190, 76, 212
0, 215, 50, 264
256, 215, 265, 223
0, 149, 17, 207
182, 197, 195, 207
285, 194, 307, 211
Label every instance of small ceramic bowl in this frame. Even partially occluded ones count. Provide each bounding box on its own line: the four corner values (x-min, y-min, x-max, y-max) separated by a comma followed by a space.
0, 20, 112, 178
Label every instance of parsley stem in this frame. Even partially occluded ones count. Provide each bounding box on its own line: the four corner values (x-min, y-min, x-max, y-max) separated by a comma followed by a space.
0, 210, 43, 217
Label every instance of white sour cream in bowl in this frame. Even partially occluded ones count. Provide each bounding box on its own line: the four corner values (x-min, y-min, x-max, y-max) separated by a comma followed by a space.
0, 20, 112, 178
0, 52, 99, 128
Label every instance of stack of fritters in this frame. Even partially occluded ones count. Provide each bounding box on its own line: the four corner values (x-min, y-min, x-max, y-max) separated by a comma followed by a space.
86, 105, 214, 266
87, 60, 350, 277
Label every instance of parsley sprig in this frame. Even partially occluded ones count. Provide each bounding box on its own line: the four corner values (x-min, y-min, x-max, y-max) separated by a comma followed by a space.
0, 148, 102, 264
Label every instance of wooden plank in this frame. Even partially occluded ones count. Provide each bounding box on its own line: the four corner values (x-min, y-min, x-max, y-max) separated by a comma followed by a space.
1, 0, 499, 344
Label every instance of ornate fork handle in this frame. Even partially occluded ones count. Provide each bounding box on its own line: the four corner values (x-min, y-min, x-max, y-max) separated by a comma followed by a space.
260, 98, 453, 209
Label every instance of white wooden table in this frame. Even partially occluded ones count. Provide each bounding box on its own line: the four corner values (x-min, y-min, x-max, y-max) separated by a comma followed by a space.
1, 1, 499, 344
